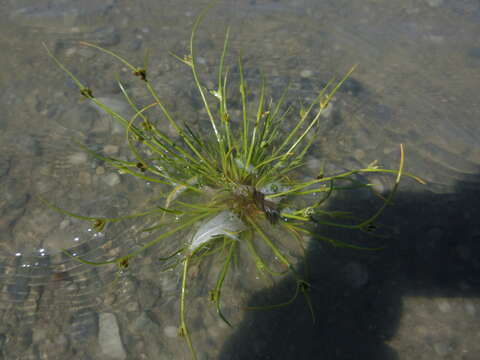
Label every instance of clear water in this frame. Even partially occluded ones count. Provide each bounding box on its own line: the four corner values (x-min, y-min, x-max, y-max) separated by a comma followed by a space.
1, 0, 479, 359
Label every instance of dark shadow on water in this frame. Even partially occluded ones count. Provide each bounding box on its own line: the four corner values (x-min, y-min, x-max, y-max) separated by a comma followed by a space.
220, 175, 480, 359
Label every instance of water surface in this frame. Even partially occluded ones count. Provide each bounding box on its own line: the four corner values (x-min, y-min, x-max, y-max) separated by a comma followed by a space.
1, 0, 479, 359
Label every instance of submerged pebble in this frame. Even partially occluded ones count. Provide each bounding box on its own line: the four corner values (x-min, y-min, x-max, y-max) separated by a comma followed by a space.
369, 177, 386, 194
67, 152, 88, 166
78, 171, 92, 185
300, 69, 313, 78
102, 173, 121, 187
98, 313, 126, 360
91, 97, 131, 134
163, 325, 178, 338
96, 166, 106, 175
103, 144, 119, 155
464, 301, 476, 316
320, 102, 333, 118
437, 299, 451, 313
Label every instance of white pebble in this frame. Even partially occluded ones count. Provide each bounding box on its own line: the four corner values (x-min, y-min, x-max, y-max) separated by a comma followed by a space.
65, 47, 77, 57
163, 325, 178, 338
300, 69, 313, 78
59, 219, 70, 230
437, 299, 451, 313
98, 313, 126, 360
103, 173, 121, 186
370, 178, 385, 194
67, 152, 88, 165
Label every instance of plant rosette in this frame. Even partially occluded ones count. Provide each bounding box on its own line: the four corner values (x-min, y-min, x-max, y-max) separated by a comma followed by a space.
41, 4, 425, 359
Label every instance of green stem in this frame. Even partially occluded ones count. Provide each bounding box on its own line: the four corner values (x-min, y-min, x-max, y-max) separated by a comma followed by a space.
211, 240, 237, 327
179, 256, 197, 360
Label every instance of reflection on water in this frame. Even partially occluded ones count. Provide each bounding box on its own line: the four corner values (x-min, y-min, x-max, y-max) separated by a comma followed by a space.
1, 0, 479, 358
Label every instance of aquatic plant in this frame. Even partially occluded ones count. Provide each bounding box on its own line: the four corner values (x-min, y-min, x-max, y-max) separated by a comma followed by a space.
42, 5, 425, 359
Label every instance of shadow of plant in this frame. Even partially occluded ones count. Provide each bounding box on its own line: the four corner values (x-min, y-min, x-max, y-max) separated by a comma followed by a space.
220, 176, 480, 359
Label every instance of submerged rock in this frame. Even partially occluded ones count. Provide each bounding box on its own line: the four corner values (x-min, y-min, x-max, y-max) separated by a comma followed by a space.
102, 173, 121, 187
98, 312, 126, 360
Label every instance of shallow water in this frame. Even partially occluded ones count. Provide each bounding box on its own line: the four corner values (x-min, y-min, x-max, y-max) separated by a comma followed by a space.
1, 0, 479, 359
